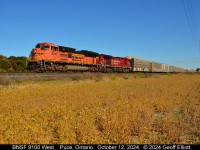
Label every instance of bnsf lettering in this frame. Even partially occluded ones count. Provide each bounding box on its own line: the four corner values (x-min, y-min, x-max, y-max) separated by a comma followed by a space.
12, 145, 26, 150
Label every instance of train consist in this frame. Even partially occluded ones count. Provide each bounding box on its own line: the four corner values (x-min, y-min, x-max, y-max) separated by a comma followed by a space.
27, 42, 189, 73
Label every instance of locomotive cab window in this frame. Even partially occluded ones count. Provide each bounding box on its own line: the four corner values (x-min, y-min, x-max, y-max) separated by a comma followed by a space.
41, 45, 49, 50
51, 46, 58, 51
35, 44, 40, 48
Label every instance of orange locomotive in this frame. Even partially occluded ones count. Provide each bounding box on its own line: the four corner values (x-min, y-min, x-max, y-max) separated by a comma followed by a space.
27, 42, 132, 72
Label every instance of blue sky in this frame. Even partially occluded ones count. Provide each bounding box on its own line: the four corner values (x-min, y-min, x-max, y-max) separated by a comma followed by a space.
0, 0, 200, 69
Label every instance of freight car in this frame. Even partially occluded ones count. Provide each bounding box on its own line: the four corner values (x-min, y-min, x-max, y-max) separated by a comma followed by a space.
125, 56, 189, 73
126, 56, 151, 72
27, 42, 189, 73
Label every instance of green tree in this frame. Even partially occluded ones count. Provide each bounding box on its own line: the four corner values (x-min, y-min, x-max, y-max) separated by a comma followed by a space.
0, 55, 11, 72
8, 56, 27, 72
0, 55, 27, 72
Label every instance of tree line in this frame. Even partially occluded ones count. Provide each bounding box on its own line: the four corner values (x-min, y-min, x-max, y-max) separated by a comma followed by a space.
0, 55, 27, 72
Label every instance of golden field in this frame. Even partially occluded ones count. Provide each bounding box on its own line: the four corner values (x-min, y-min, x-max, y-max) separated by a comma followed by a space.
0, 73, 199, 144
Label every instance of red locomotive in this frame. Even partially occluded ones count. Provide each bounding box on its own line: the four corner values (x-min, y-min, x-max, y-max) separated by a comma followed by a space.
27, 42, 189, 73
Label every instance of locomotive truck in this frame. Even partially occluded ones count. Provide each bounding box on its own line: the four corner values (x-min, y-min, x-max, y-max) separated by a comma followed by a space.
27, 42, 189, 73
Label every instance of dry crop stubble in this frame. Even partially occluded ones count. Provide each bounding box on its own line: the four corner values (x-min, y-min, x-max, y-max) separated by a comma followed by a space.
0, 74, 199, 144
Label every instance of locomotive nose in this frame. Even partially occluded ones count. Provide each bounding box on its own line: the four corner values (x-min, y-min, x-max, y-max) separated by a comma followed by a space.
30, 48, 42, 60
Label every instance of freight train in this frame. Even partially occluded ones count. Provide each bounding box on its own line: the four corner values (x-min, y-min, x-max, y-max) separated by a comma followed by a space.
27, 42, 189, 73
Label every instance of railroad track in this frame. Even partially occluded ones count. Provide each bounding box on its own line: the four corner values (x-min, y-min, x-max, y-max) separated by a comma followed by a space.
0, 72, 175, 82
0, 72, 74, 80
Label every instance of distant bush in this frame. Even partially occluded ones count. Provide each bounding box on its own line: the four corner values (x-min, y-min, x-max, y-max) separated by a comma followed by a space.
0, 55, 27, 72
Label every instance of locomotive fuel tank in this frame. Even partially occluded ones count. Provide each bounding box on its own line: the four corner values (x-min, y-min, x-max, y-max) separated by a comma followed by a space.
65, 65, 89, 71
